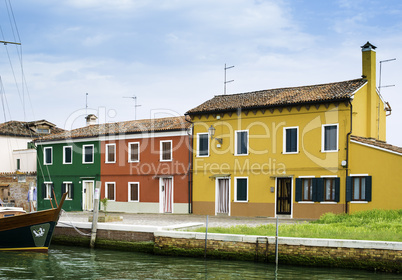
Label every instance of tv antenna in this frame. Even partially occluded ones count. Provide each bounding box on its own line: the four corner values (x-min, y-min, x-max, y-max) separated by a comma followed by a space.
224, 63, 234, 94
378, 58, 396, 92
85, 93, 88, 115
123, 95, 141, 120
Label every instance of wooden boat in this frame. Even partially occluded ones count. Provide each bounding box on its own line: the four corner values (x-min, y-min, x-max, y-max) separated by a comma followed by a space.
0, 192, 67, 252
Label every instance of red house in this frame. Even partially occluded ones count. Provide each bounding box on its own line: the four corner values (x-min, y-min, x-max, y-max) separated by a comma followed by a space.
100, 116, 191, 214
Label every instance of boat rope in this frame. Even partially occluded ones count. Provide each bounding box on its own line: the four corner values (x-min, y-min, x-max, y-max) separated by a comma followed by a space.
58, 210, 91, 236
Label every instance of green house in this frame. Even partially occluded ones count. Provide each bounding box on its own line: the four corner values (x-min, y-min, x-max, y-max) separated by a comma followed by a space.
36, 125, 101, 211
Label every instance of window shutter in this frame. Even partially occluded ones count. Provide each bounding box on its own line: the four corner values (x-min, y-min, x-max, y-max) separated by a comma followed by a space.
295, 178, 302, 202
365, 176, 372, 202
70, 183, 74, 199
41, 183, 46, 199
334, 177, 340, 202
346, 176, 352, 202
313, 178, 324, 202
51, 183, 55, 199
61, 183, 66, 194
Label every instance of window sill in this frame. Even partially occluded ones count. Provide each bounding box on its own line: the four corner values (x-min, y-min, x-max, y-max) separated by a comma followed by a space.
320, 201, 337, 204
128, 160, 140, 163
234, 200, 248, 203
321, 150, 338, 153
105, 162, 116, 164
283, 152, 299, 155
350, 201, 369, 204
297, 201, 314, 204
196, 155, 209, 158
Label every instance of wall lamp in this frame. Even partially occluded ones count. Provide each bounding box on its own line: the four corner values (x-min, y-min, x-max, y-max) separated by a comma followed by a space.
208, 125, 223, 144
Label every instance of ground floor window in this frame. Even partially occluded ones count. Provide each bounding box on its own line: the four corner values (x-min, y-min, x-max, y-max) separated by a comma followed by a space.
105, 182, 115, 201
62, 182, 74, 200
129, 182, 139, 202
42, 182, 53, 199
296, 177, 340, 202
346, 176, 372, 202
235, 177, 248, 202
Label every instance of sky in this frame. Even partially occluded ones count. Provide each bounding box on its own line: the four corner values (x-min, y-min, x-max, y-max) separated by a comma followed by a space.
0, 0, 401, 146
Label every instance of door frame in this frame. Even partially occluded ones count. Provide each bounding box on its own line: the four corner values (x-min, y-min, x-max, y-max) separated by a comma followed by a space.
275, 177, 293, 217
159, 176, 174, 213
82, 180, 95, 211
215, 177, 231, 216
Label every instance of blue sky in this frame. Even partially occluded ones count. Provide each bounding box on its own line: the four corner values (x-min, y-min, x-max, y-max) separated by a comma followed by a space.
0, 0, 401, 146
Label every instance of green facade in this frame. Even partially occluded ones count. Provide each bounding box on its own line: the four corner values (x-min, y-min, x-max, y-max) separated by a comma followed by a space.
36, 140, 100, 211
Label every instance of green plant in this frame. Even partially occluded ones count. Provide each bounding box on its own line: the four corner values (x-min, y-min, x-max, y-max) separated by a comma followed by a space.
100, 197, 109, 216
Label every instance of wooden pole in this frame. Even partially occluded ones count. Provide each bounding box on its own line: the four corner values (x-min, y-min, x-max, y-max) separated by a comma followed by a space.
90, 181, 101, 248
204, 215, 209, 259
275, 216, 279, 267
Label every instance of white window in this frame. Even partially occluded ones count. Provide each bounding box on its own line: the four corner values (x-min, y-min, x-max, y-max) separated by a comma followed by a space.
322, 124, 338, 152
283, 127, 299, 154
197, 133, 209, 157
128, 182, 140, 202
105, 143, 116, 163
128, 142, 140, 162
63, 146, 73, 164
62, 182, 74, 200
160, 140, 172, 161
234, 177, 248, 202
235, 130, 248, 156
82, 144, 94, 164
105, 182, 115, 201
43, 182, 53, 199
44, 147, 52, 165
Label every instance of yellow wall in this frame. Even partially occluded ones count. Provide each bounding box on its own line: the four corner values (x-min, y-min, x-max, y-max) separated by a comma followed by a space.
348, 141, 402, 213
191, 103, 352, 218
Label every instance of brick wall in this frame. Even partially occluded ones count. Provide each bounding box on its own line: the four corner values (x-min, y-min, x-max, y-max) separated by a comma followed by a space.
0, 172, 36, 211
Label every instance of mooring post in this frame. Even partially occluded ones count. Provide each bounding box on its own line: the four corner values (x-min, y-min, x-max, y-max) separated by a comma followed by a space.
275, 215, 279, 267
204, 215, 209, 259
90, 181, 101, 248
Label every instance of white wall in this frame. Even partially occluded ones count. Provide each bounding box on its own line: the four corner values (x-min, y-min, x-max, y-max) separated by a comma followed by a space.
0, 136, 35, 172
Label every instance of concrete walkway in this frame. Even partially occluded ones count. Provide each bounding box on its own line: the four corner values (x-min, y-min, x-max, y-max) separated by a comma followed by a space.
58, 211, 311, 231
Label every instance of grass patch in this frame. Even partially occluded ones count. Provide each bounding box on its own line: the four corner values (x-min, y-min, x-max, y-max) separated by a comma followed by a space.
193, 209, 402, 242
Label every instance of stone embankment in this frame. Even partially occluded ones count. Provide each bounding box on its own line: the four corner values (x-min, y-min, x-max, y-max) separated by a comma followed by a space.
53, 219, 401, 273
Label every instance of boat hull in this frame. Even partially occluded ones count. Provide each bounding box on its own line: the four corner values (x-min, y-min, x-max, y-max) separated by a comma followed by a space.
0, 193, 67, 252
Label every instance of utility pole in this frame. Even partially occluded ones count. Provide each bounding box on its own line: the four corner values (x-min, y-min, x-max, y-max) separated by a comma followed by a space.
123, 96, 141, 120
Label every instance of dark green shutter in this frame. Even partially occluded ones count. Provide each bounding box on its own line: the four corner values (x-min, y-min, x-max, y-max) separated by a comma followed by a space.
346, 176, 352, 202
286, 128, 297, 153
61, 183, 66, 195
334, 177, 340, 202
313, 178, 324, 202
51, 183, 55, 199
70, 183, 74, 199
41, 183, 46, 199
365, 176, 372, 202
236, 178, 247, 201
295, 178, 302, 202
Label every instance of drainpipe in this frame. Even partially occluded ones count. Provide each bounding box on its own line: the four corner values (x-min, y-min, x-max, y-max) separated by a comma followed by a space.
345, 100, 353, 214
185, 115, 193, 214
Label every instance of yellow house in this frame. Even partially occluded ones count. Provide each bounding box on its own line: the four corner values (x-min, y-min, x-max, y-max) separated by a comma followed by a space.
186, 42, 401, 219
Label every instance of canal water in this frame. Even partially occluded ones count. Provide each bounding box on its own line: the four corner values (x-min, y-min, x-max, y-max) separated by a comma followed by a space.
0, 245, 399, 279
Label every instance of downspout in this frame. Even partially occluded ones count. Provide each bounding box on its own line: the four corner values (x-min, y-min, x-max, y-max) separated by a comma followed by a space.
185, 115, 193, 213
345, 99, 353, 214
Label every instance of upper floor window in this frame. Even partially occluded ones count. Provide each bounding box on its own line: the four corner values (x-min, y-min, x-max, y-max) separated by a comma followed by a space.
105, 144, 116, 163
105, 182, 115, 201
44, 147, 52, 165
160, 140, 172, 161
128, 182, 140, 202
235, 130, 248, 155
128, 142, 140, 162
283, 127, 298, 154
322, 124, 338, 152
197, 133, 209, 157
63, 146, 72, 164
235, 177, 248, 202
83, 145, 94, 164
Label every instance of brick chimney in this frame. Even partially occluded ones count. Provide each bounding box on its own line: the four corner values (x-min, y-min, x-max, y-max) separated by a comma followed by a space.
361, 41, 377, 139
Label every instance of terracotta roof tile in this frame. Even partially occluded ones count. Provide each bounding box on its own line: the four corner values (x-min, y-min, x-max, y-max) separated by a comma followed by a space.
0, 120, 64, 137
351, 135, 402, 154
186, 79, 366, 114
37, 116, 190, 141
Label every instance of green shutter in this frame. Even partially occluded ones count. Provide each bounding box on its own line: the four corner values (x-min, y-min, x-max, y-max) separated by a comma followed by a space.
313, 178, 324, 202
61, 183, 66, 195
236, 178, 247, 201
41, 183, 46, 199
365, 176, 372, 202
295, 178, 302, 202
346, 176, 352, 202
334, 177, 340, 202
51, 183, 55, 199
70, 183, 74, 199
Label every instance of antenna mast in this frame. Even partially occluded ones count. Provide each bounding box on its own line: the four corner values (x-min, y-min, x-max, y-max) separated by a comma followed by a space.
224, 63, 234, 95
123, 96, 142, 120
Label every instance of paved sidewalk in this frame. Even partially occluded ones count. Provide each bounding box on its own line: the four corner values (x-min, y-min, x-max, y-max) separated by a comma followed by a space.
59, 211, 311, 229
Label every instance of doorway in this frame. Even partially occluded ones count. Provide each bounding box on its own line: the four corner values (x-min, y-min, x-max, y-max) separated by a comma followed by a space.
216, 178, 230, 215
160, 177, 173, 213
82, 180, 94, 211
276, 178, 292, 215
